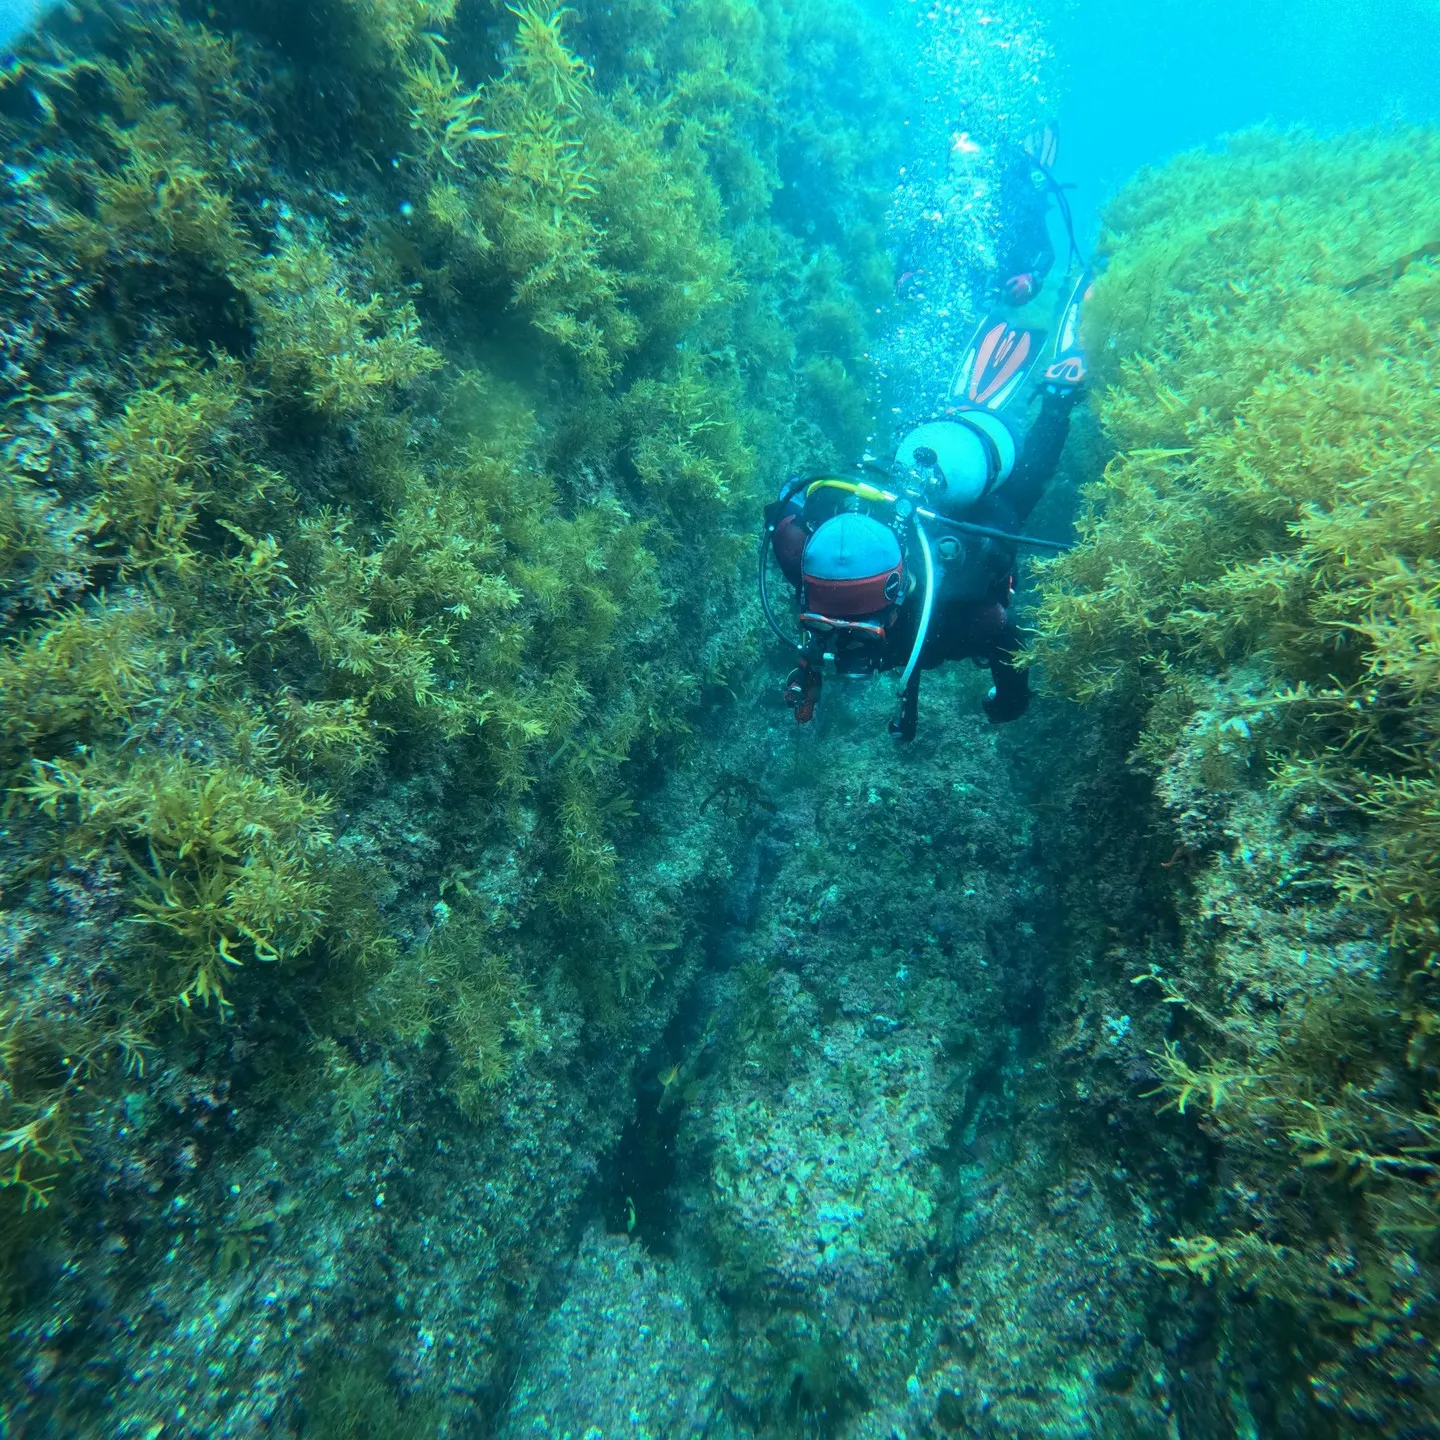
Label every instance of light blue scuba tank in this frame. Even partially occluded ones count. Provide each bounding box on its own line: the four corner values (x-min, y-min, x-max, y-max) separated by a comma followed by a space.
893, 412, 1019, 517
894, 412, 1023, 603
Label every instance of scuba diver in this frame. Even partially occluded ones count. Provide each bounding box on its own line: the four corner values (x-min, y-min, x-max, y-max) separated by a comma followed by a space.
997, 127, 1058, 305
759, 272, 1091, 741
957, 124, 1080, 308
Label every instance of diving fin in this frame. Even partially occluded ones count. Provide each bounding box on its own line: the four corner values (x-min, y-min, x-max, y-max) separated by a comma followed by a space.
949, 315, 1047, 412
1021, 124, 1058, 172
1039, 268, 1093, 396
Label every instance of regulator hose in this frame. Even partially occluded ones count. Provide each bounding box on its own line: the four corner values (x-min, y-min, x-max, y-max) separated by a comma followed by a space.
897, 515, 936, 697
758, 528, 805, 655
916, 508, 1071, 553
1033, 159, 1088, 270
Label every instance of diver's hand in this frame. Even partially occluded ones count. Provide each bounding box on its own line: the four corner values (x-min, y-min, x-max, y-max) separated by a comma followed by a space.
1002, 272, 1036, 305
982, 684, 1029, 724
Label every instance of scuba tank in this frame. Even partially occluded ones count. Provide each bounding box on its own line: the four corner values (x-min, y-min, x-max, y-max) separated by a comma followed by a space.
894, 410, 1022, 604
894, 413, 1019, 514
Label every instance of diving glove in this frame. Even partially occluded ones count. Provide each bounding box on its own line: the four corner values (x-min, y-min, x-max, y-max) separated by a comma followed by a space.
982, 683, 1029, 724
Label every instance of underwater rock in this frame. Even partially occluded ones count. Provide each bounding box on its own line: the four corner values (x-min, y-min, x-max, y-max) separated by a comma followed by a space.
706, 1012, 947, 1303
499, 1227, 720, 1439
652, 677, 1179, 1437
3, 0, 1431, 1430
1028, 126, 1440, 1433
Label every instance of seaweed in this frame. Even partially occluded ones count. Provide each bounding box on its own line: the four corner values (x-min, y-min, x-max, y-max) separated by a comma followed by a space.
1029, 127, 1440, 1421
0, 0, 900, 1316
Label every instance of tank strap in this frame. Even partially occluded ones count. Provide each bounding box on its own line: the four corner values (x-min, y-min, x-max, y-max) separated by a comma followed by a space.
954, 413, 1004, 493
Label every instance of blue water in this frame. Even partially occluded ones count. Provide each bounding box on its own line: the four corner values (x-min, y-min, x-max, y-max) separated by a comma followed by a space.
1054, 0, 1440, 240
873, 0, 1439, 427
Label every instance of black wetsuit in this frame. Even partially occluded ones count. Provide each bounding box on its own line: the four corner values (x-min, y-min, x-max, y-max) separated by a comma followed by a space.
884, 388, 1078, 724
997, 157, 1055, 298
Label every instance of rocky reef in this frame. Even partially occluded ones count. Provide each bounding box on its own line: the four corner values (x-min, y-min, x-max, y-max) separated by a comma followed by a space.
1030, 127, 1440, 1432
0, 0, 901, 1428
0, 0, 1437, 1436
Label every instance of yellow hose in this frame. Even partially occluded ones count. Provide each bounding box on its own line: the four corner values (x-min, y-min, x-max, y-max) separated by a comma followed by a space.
804, 478, 898, 505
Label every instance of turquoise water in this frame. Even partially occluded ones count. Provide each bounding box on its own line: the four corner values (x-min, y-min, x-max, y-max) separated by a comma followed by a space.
1054, 0, 1440, 238
0, 0, 1436, 1435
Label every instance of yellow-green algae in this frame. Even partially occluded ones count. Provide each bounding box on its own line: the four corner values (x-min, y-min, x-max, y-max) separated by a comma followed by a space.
0, 0, 901, 1271
1027, 128, 1440, 1424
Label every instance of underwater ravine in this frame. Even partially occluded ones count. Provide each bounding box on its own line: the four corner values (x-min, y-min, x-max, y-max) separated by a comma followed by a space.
1, 0, 1439, 1435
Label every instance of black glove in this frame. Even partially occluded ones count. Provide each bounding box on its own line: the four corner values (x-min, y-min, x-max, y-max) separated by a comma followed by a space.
982, 682, 1029, 724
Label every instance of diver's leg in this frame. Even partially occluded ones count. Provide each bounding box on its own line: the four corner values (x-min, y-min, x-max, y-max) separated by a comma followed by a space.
1025, 388, 1079, 472
1001, 389, 1080, 523
975, 389, 1081, 534
981, 614, 1031, 723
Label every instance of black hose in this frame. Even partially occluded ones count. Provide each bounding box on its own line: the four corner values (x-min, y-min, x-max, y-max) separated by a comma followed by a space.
916, 509, 1072, 553
758, 529, 805, 654
1033, 159, 1088, 270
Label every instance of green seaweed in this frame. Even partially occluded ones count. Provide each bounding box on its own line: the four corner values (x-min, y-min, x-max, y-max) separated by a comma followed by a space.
0, 0, 900, 1282
1029, 127, 1440, 1420
1030, 126, 1440, 950
369, 907, 540, 1117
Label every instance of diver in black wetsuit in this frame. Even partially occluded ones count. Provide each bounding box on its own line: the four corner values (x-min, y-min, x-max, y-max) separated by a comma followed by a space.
883, 380, 1079, 725
966, 124, 1078, 310
996, 144, 1058, 307
760, 275, 1090, 740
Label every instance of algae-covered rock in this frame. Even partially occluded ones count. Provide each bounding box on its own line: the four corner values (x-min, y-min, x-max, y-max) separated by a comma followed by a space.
1029, 127, 1440, 1432
641, 676, 1179, 1439
500, 1228, 721, 1439
0, 0, 904, 1429
707, 1011, 948, 1303
7, 0, 1431, 1432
